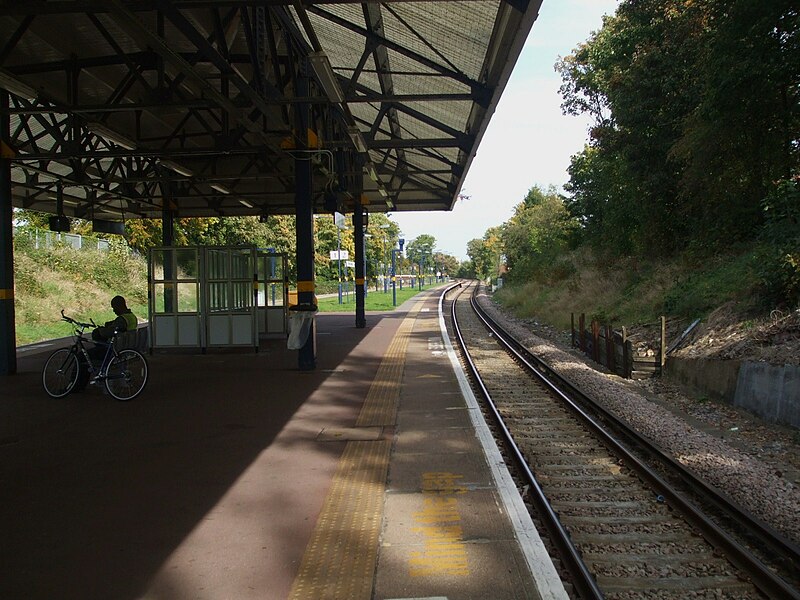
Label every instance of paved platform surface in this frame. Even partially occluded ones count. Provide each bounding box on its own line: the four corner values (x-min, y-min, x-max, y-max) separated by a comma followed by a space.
0, 288, 564, 599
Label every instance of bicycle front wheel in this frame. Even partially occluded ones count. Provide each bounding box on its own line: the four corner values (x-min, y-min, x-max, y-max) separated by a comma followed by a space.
42, 348, 80, 398
105, 349, 148, 401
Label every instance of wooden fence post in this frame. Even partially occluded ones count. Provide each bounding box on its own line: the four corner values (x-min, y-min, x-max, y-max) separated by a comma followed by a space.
660, 316, 666, 374
571, 313, 575, 348
579, 313, 585, 351
622, 326, 630, 378
591, 320, 600, 363
606, 325, 614, 371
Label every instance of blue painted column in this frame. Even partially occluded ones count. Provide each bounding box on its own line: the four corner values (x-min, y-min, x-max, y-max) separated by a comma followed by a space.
294, 73, 316, 370
0, 91, 16, 375
353, 201, 366, 328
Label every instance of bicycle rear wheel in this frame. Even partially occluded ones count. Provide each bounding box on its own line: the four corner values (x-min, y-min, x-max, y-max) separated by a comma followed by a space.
42, 348, 80, 398
105, 349, 148, 401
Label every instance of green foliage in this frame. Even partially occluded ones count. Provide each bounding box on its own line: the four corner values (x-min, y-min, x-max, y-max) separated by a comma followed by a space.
456, 260, 476, 279
501, 186, 578, 283
405, 234, 436, 268
467, 227, 502, 281
662, 252, 759, 317
493, 247, 767, 331
756, 179, 800, 307
432, 252, 458, 277
557, 0, 799, 256
12, 230, 149, 345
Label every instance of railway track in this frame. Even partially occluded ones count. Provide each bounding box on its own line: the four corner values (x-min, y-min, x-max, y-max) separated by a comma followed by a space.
444, 281, 799, 600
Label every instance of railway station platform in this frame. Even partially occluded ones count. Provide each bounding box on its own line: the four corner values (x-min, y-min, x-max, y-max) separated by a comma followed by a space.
0, 287, 566, 600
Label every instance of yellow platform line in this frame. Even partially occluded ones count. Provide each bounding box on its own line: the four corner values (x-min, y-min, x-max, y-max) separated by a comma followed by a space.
356, 299, 424, 427
288, 440, 392, 600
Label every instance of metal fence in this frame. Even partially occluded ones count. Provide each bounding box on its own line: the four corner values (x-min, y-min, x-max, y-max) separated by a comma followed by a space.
13, 227, 110, 252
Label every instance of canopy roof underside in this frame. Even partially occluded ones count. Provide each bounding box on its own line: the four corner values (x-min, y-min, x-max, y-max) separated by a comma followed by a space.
0, 0, 541, 221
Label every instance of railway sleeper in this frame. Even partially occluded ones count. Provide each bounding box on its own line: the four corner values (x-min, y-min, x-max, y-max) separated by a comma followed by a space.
595, 575, 755, 593
587, 554, 734, 569
548, 490, 660, 502
576, 532, 703, 544
561, 514, 675, 525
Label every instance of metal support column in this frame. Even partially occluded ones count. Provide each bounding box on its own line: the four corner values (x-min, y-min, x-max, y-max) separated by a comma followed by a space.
0, 91, 16, 375
162, 206, 174, 246
294, 73, 316, 370
161, 189, 175, 312
353, 201, 366, 328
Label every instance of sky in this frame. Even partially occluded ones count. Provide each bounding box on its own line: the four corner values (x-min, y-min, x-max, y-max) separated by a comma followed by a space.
391, 0, 620, 260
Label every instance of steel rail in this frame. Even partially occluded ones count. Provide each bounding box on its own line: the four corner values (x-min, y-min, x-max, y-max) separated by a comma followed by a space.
447, 282, 604, 600
468, 286, 800, 600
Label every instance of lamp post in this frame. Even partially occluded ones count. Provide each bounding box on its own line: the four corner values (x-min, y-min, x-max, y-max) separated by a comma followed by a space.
363, 233, 371, 297
391, 245, 397, 306
334, 212, 347, 304
379, 223, 390, 293
398, 238, 405, 291
337, 223, 343, 304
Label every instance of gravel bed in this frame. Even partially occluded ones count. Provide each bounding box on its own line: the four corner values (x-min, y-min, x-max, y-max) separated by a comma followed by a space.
476, 289, 800, 545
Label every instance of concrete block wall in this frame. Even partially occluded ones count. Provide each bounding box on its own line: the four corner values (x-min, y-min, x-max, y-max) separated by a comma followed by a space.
734, 362, 800, 429
665, 357, 800, 429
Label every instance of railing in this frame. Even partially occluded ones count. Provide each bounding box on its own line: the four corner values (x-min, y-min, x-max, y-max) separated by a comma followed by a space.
13, 226, 110, 252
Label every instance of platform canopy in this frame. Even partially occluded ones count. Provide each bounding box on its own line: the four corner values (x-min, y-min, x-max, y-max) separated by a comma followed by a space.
0, 0, 541, 221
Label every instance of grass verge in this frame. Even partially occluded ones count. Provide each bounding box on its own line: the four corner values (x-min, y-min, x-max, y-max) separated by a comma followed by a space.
316, 286, 432, 312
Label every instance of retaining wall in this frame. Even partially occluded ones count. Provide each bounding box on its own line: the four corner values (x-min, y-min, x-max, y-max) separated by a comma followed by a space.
666, 357, 800, 429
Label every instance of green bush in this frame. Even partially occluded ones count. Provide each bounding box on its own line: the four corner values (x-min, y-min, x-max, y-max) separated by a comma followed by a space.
757, 180, 800, 307
662, 252, 758, 317
12, 229, 149, 345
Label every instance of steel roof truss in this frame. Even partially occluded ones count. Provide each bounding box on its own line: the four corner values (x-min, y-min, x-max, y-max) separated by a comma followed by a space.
306, 5, 490, 99
0, 14, 34, 65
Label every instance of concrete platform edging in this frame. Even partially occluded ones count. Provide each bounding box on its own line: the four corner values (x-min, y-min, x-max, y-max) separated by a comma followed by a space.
437, 293, 569, 600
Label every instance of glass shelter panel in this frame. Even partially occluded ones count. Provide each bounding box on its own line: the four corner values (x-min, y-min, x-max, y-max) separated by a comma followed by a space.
209, 282, 229, 312
177, 282, 199, 312
207, 249, 228, 280
176, 249, 199, 280
152, 283, 175, 314
149, 246, 256, 349
149, 247, 202, 349
256, 252, 288, 336
151, 250, 166, 280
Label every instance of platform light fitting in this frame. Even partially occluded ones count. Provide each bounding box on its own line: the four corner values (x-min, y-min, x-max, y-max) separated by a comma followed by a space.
308, 51, 345, 104
0, 70, 37, 101
239, 199, 254, 208
86, 122, 136, 150
160, 159, 194, 177
378, 186, 389, 198
210, 183, 231, 194
347, 126, 368, 153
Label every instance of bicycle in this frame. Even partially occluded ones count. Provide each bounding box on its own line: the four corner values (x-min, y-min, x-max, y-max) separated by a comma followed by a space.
42, 310, 148, 401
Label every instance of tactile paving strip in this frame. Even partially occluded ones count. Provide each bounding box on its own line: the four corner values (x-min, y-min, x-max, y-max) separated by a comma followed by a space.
289, 299, 428, 599
356, 300, 424, 427
288, 439, 392, 600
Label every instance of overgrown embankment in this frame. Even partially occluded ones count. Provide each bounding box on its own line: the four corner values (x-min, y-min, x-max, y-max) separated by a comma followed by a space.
493, 244, 800, 366
495, 246, 760, 329
13, 232, 148, 345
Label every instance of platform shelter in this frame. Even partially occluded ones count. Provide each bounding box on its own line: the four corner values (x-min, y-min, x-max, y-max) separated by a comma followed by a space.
0, 0, 544, 373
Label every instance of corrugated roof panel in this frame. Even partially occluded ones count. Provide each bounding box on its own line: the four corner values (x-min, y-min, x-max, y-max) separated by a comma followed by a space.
381, 2, 500, 82
2, 0, 541, 216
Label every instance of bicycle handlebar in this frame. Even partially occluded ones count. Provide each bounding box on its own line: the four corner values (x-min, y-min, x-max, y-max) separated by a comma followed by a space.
60, 309, 96, 330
